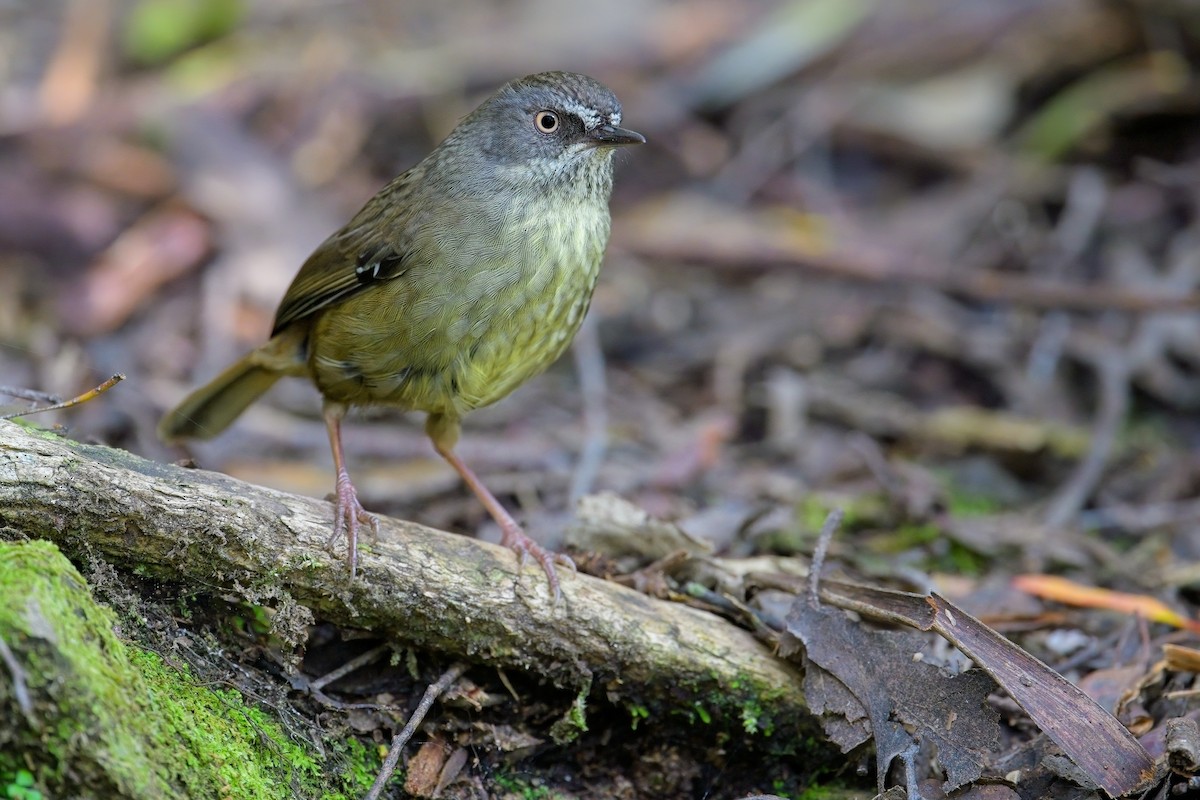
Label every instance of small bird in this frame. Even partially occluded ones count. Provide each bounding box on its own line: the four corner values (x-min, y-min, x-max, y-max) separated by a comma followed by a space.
159, 71, 643, 597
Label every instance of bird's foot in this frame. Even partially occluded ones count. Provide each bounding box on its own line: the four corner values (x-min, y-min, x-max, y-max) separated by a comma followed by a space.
499, 524, 575, 602
327, 471, 379, 577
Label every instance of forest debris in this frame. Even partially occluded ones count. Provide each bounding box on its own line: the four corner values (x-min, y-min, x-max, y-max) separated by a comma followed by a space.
69, 138, 178, 199
920, 406, 1088, 457
781, 597, 1000, 795
568, 313, 609, 503
807, 580, 1158, 797
802, 374, 1090, 457
1166, 717, 1200, 779
941, 514, 1090, 564
402, 735, 453, 798
1016, 53, 1189, 161
847, 65, 1014, 150
60, 205, 212, 335
37, 0, 109, 126
1013, 575, 1200, 634
617, 193, 1200, 313
566, 491, 713, 568
685, 0, 875, 108
828, 0, 1132, 82
779, 510, 1156, 796
0, 374, 124, 421
652, 410, 736, 488
1163, 644, 1200, 674
1041, 344, 1131, 528
369, 663, 467, 800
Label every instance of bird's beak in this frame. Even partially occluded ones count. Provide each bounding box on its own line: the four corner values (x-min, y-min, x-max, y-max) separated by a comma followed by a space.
588, 124, 646, 147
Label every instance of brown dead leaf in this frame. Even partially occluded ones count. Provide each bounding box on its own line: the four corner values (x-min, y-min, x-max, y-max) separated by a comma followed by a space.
60, 204, 212, 335
916, 779, 1021, 800
404, 735, 456, 799
781, 597, 1000, 795
1014, 574, 1200, 634
806, 580, 1160, 797
1164, 644, 1200, 674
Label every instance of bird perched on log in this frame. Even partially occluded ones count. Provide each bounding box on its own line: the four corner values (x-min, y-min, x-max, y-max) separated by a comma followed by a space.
159, 71, 644, 599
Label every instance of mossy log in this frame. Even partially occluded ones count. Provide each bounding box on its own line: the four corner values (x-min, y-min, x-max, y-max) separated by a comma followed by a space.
0, 420, 806, 736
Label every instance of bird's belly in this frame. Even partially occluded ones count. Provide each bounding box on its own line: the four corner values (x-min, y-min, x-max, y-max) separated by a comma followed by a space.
308, 245, 601, 417
455, 270, 595, 409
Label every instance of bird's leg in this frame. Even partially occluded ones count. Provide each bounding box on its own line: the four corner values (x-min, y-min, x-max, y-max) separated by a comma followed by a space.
324, 404, 378, 577
427, 414, 574, 600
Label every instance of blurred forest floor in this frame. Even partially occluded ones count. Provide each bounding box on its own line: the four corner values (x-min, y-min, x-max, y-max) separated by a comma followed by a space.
5, 0, 1200, 798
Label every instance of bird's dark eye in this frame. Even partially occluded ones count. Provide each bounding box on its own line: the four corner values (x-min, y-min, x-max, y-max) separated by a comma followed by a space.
534, 111, 559, 134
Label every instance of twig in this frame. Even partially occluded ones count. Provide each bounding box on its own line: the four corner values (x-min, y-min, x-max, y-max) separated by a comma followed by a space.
309, 644, 390, 693
1045, 295, 1184, 528
807, 509, 844, 609
364, 662, 467, 800
1024, 168, 1106, 389
569, 314, 608, 504
1042, 349, 1130, 528
292, 644, 394, 709
1079, 497, 1200, 532
0, 387, 62, 405
847, 433, 903, 502
625, 215, 1200, 313
0, 374, 125, 421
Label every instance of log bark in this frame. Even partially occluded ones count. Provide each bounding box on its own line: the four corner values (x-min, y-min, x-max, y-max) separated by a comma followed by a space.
0, 421, 806, 732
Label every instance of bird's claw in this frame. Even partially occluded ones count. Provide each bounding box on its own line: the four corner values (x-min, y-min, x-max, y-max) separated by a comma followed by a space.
328, 473, 377, 577
499, 527, 573, 602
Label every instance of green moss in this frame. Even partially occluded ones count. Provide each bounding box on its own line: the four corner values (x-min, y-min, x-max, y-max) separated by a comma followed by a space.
131, 648, 325, 798
877, 522, 940, 551
320, 738, 384, 800
799, 495, 835, 535
0, 540, 378, 799
686, 668, 791, 742
792, 493, 886, 543
492, 771, 564, 800
741, 696, 773, 736
548, 674, 591, 745
2, 769, 43, 800
864, 522, 985, 575
122, 0, 244, 65
944, 489, 1001, 518
757, 492, 882, 555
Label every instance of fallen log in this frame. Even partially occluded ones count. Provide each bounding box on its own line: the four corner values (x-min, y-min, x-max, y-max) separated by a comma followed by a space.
0, 420, 806, 733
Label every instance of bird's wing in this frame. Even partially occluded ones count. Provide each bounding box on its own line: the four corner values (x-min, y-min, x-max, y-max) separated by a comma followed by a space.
271, 175, 415, 335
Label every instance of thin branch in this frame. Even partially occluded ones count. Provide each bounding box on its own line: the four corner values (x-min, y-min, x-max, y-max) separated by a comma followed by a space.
0, 374, 125, 421
1042, 352, 1130, 528
569, 313, 609, 504
807, 509, 843, 609
364, 662, 467, 800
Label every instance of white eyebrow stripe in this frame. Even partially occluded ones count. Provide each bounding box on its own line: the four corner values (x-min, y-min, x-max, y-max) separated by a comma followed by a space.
559, 99, 603, 130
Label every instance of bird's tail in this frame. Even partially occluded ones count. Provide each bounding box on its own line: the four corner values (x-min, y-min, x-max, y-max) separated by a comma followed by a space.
158, 330, 306, 442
